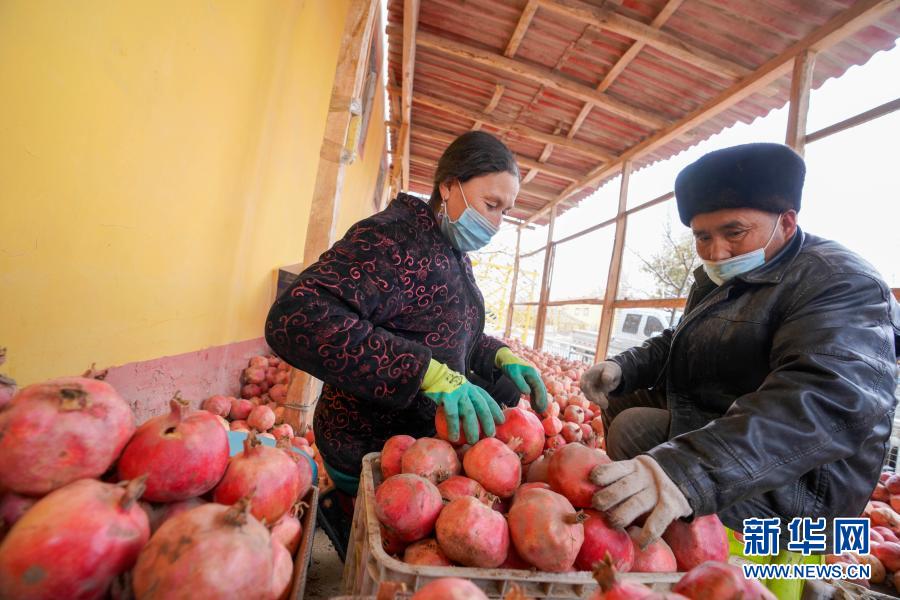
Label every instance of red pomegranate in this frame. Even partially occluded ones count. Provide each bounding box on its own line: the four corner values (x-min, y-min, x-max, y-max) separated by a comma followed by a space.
213, 432, 302, 524
276, 438, 314, 502
411, 578, 489, 600
271, 538, 293, 600
0, 377, 135, 495
375, 474, 443, 543
150, 497, 207, 533
588, 556, 688, 600
118, 396, 229, 503
627, 526, 678, 572
526, 453, 551, 482
662, 515, 729, 572
435, 496, 509, 568
201, 395, 231, 417
495, 407, 545, 464
673, 561, 775, 600
270, 505, 303, 555
435, 406, 482, 446
508, 487, 585, 572
437, 475, 494, 506
576, 509, 635, 572
401, 437, 461, 485
133, 497, 273, 599
248, 404, 276, 431
547, 443, 611, 508
403, 538, 452, 566
0, 491, 37, 538
0, 477, 150, 599
463, 437, 522, 499
381, 435, 416, 479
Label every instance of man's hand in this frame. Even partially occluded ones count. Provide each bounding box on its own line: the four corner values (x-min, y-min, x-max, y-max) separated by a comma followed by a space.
580, 361, 623, 409
421, 359, 505, 444
590, 455, 691, 549
495, 347, 548, 414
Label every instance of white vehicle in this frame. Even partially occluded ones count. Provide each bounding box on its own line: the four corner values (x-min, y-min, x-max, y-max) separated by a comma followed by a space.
606, 308, 680, 359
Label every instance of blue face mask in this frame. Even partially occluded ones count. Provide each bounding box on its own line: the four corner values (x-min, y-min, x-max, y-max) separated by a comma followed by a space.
439, 181, 499, 252
702, 215, 782, 286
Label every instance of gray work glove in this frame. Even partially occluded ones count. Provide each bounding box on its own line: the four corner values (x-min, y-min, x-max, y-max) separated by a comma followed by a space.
590, 455, 692, 549
579, 361, 623, 409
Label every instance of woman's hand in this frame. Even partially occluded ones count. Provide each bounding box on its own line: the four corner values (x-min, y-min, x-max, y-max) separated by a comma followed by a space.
421, 360, 505, 444
495, 347, 548, 414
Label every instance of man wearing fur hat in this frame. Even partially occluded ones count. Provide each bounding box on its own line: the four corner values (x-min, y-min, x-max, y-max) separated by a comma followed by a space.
581, 143, 900, 561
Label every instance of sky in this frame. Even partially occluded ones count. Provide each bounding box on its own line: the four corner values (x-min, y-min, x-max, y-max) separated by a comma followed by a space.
479, 44, 900, 302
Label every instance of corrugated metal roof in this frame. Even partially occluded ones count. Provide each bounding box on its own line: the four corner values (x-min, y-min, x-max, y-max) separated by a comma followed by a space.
386, 0, 900, 224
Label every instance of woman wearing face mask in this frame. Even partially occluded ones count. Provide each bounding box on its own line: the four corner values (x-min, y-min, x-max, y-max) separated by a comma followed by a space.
265, 132, 548, 555
579, 143, 899, 599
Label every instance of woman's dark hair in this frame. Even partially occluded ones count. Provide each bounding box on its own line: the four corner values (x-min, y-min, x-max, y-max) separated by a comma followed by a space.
429, 131, 519, 211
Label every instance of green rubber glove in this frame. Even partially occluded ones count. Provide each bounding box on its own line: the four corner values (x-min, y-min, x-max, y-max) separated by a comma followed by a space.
495, 347, 548, 414
421, 359, 505, 444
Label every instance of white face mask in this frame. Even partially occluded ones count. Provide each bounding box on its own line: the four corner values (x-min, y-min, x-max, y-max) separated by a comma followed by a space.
702, 215, 782, 286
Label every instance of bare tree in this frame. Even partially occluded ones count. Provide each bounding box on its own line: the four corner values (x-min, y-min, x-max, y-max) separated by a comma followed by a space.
632, 222, 699, 325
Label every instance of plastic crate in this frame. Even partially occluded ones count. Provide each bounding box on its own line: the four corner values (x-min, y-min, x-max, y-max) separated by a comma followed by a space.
288, 486, 319, 600
341, 453, 683, 599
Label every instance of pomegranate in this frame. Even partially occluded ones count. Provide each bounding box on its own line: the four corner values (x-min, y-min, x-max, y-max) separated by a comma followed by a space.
213, 432, 302, 524
0, 477, 149, 599
243, 366, 267, 385
272, 423, 294, 440
673, 561, 775, 600
508, 488, 585, 572
380, 524, 409, 555
411, 578, 489, 599
435, 496, 509, 568
271, 539, 293, 600
133, 497, 273, 599
854, 552, 885, 584
240, 383, 262, 400
463, 437, 522, 499
0, 377, 135, 495
872, 483, 890, 502
231, 397, 254, 419
873, 541, 900, 571
874, 526, 900, 543
587, 556, 655, 600
512, 482, 552, 504
248, 404, 276, 432
271, 505, 303, 554
152, 497, 207, 533
546, 435, 567, 450
662, 515, 729, 572
292, 436, 310, 448
230, 419, 250, 431
576, 509, 635, 572
526, 454, 551, 482
403, 538, 452, 566
375, 474, 443, 543
562, 422, 584, 443
269, 384, 288, 404
547, 443, 611, 508
401, 437, 460, 485
381, 435, 416, 479
276, 439, 314, 501
564, 405, 586, 424
118, 396, 229, 502
501, 543, 532, 570
495, 407, 545, 464
437, 475, 494, 506
627, 527, 678, 572
202, 395, 231, 417
886, 474, 900, 495
543, 414, 563, 436
435, 407, 481, 446
0, 492, 37, 537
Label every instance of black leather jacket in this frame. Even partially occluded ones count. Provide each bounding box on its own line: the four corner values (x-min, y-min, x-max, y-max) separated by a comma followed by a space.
611, 229, 900, 542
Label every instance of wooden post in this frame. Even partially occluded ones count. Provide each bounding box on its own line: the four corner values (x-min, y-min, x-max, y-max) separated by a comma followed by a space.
533, 207, 556, 350
395, 0, 420, 190
785, 50, 817, 156
504, 227, 522, 338
594, 161, 632, 362
286, 0, 378, 425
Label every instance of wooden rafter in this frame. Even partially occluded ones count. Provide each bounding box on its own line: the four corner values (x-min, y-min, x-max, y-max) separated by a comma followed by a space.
396, 0, 420, 191
472, 84, 505, 131
785, 50, 817, 156
415, 92, 616, 162
536, 0, 751, 79
525, 0, 900, 225
406, 28, 669, 130
505, 0, 539, 58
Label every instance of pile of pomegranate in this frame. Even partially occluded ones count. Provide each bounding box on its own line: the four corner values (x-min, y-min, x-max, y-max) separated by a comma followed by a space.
0, 371, 313, 599
819, 472, 900, 591
206, 353, 331, 490
374, 394, 776, 598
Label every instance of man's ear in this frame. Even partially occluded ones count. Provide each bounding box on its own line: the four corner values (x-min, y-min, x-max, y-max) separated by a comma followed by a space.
781, 210, 798, 237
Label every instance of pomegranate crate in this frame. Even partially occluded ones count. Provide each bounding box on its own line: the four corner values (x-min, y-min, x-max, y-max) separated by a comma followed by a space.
289, 486, 319, 600
342, 453, 682, 599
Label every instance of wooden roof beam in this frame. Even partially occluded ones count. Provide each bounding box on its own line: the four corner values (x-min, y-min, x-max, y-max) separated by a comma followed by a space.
408, 28, 669, 130
396, 0, 420, 191
525, 0, 900, 225
415, 92, 617, 162
505, 0, 539, 58
409, 154, 562, 201
473, 84, 506, 131
536, 0, 751, 80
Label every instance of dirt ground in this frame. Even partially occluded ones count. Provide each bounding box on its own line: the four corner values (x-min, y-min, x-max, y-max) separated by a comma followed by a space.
303, 529, 346, 599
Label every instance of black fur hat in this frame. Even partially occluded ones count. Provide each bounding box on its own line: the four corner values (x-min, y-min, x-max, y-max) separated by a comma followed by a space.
674, 143, 805, 226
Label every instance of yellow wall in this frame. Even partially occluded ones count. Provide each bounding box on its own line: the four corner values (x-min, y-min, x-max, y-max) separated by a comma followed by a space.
0, 0, 385, 384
